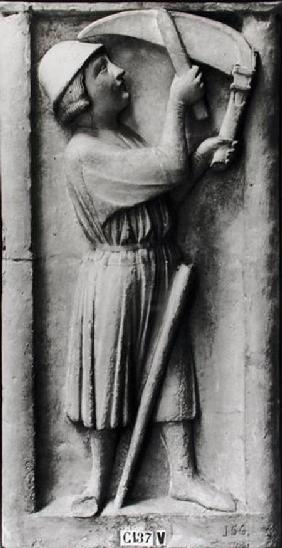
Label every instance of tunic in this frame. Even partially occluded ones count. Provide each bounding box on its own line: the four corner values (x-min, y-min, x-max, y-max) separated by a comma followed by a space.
64, 124, 196, 429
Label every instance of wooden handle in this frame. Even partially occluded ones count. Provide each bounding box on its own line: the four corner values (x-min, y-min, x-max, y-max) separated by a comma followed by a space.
211, 89, 246, 170
114, 263, 194, 509
157, 9, 208, 121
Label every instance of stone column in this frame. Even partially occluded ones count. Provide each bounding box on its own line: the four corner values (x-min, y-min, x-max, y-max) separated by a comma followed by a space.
242, 12, 280, 535
1, 12, 35, 525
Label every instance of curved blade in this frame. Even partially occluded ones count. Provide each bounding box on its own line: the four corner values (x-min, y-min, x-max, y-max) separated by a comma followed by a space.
78, 10, 164, 48
78, 9, 256, 76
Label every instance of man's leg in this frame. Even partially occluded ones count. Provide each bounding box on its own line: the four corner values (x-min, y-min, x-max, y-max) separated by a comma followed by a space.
71, 429, 117, 517
161, 420, 236, 512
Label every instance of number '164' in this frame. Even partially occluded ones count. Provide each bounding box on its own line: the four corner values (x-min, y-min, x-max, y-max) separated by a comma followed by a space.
223, 523, 247, 536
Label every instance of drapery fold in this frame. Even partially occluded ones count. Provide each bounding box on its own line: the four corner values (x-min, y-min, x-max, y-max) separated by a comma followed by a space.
64, 125, 196, 429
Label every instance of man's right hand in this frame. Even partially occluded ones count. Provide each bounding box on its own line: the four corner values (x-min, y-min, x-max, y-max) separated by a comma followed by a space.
170, 66, 205, 106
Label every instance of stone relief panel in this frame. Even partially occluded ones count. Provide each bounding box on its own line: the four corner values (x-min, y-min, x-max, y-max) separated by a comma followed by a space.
1, 3, 280, 548
35, 8, 256, 517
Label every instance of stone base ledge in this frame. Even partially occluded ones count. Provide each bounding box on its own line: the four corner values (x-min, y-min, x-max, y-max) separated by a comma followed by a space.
3, 502, 280, 548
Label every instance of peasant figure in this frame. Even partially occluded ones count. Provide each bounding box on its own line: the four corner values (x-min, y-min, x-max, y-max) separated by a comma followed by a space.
39, 40, 236, 517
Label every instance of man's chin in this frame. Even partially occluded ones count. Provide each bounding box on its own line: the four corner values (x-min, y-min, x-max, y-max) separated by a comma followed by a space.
116, 92, 130, 117
120, 92, 130, 110
122, 91, 130, 104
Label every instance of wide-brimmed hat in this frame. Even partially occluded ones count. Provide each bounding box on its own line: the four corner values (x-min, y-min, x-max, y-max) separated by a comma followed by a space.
38, 40, 103, 107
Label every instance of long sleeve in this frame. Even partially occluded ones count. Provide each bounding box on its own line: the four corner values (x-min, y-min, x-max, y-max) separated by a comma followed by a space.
65, 132, 187, 210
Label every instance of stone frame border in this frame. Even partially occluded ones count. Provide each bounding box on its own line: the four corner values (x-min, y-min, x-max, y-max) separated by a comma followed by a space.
1, 2, 281, 547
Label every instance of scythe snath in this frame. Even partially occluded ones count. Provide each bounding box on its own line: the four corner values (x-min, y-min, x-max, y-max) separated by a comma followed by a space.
79, 9, 256, 170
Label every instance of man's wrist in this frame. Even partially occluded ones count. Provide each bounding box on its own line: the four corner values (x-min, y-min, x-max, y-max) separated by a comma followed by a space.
168, 93, 186, 113
193, 149, 210, 173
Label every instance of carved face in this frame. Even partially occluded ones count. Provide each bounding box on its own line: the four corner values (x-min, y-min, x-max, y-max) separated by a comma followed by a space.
84, 52, 129, 116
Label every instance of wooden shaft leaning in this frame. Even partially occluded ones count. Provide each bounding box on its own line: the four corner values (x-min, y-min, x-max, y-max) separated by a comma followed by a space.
114, 263, 194, 509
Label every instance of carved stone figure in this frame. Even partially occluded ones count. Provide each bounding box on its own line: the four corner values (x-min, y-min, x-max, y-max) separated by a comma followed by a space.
38, 14, 248, 518
2, 3, 281, 547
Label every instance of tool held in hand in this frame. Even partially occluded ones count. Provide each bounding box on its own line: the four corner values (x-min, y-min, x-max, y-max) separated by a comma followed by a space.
114, 263, 194, 509
210, 63, 255, 169
157, 9, 209, 121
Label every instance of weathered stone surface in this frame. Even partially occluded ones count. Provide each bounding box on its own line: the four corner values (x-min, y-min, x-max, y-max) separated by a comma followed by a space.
0, 13, 32, 260
4, 510, 281, 548
2, 260, 35, 517
1, 2, 282, 15
1, 3, 281, 548
1, 12, 35, 530
242, 14, 280, 518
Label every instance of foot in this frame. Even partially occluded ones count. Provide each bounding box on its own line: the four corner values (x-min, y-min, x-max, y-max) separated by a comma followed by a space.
71, 493, 99, 518
170, 472, 236, 512
71, 482, 102, 518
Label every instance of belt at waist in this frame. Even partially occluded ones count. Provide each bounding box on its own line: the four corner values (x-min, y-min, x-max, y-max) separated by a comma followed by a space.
94, 240, 173, 253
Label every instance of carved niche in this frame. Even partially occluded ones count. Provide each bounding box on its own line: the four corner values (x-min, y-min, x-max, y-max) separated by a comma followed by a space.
35, 7, 256, 518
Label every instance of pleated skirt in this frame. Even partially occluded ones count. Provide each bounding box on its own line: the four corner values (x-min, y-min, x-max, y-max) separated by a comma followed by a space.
65, 244, 196, 429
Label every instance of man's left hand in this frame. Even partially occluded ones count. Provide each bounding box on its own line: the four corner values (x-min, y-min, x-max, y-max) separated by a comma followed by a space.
197, 136, 238, 168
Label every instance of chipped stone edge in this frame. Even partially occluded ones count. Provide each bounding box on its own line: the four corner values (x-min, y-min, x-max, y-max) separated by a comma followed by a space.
0, 1, 282, 16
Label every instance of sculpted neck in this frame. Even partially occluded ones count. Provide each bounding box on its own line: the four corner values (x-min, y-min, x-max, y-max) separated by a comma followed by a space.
76, 106, 120, 131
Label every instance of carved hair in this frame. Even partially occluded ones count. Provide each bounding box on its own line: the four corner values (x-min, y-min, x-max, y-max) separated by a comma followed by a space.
54, 69, 90, 127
